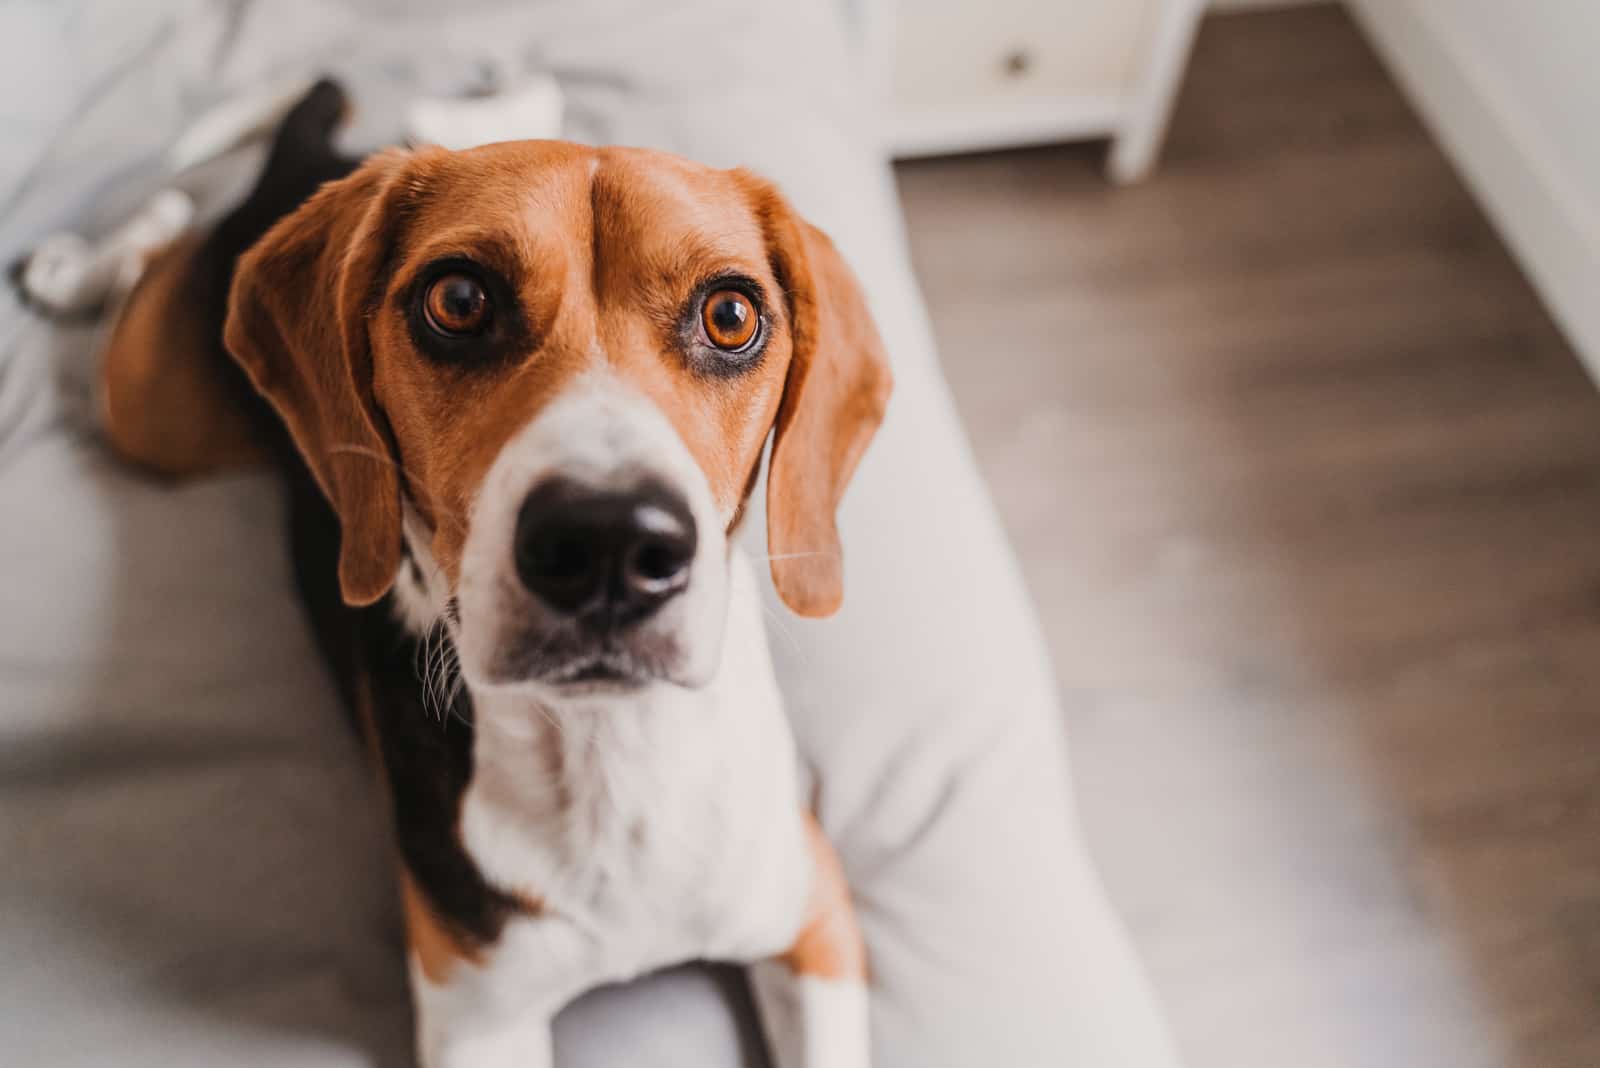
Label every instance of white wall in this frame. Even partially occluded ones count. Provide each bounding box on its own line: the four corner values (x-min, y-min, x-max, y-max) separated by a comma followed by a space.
1349, 0, 1600, 381
1437, 2, 1600, 196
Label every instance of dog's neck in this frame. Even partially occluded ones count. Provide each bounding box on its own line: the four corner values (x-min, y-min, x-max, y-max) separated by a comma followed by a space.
460, 679, 734, 908
389, 512, 794, 913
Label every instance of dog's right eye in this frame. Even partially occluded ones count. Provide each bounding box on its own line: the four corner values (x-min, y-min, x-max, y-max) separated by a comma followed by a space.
423, 272, 491, 337
701, 289, 758, 351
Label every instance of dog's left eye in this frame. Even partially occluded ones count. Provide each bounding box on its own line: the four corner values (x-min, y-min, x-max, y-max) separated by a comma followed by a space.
423, 272, 491, 337
701, 289, 759, 351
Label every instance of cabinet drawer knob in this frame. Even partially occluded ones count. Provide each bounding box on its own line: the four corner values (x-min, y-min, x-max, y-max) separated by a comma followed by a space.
1003, 49, 1032, 78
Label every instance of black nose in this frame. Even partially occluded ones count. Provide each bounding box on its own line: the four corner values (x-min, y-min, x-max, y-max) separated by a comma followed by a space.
514, 478, 698, 623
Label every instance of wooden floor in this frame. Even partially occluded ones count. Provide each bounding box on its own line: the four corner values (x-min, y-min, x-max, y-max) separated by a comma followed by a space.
895, 7, 1600, 1068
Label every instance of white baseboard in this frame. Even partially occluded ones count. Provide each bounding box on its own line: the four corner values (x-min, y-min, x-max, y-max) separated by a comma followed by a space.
1349, 0, 1600, 382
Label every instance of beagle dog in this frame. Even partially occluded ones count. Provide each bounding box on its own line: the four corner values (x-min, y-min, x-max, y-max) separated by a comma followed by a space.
94, 82, 890, 1068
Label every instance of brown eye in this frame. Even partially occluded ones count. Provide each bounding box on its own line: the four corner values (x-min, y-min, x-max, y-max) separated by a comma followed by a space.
424, 272, 490, 337
701, 289, 758, 351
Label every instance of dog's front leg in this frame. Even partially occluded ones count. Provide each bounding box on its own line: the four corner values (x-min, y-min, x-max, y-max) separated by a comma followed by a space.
403, 879, 555, 1068
412, 991, 552, 1068
750, 813, 871, 1068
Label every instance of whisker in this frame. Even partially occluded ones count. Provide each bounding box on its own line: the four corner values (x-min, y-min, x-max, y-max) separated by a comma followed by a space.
440, 646, 472, 730
419, 623, 443, 720
413, 628, 435, 720
418, 621, 465, 724
533, 700, 565, 737
425, 635, 443, 715
413, 615, 468, 727
436, 638, 458, 716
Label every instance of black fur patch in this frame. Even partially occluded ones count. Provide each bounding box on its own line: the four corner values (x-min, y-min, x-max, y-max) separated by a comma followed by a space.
208, 78, 518, 945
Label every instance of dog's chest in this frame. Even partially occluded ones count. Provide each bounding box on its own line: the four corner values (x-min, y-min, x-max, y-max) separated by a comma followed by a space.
457, 652, 809, 990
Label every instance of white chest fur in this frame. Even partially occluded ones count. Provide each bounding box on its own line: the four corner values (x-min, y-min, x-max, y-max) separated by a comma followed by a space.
453, 552, 812, 1009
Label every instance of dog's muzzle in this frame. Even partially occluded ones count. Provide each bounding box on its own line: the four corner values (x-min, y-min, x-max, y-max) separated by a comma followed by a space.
456, 377, 731, 694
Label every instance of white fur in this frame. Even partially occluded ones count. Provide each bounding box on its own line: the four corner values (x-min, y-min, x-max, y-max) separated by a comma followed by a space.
750, 964, 872, 1068
419, 554, 813, 1062
393, 504, 453, 634
393, 373, 868, 1067
459, 552, 809, 962
411, 956, 554, 1068
455, 371, 728, 692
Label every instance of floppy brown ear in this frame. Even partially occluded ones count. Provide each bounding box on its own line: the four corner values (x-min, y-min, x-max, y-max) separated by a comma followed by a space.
756, 185, 893, 618
223, 150, 409, 606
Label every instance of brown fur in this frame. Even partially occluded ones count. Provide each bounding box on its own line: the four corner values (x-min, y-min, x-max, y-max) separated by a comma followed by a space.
742, 177, 893, 618
219, 140, 889, 614
225, 151, 412, 604
781, 813, 868, 981
401, 872, 480, 984
99, 234, 269, 476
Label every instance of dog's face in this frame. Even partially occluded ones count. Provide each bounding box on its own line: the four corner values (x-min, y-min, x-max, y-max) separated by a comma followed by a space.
226, 142, 889, 694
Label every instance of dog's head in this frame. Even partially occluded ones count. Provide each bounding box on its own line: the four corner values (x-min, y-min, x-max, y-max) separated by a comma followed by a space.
225, 141, 890, 694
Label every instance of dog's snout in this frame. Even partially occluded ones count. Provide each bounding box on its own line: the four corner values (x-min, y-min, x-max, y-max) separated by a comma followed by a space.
514, 478, 697, 623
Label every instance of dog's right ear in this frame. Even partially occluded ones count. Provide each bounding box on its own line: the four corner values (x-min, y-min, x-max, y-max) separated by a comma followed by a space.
741, 176, 893, 619
224, 149, 410, 607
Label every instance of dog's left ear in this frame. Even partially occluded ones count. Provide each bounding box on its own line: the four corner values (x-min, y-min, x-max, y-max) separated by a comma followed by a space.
746, 176, 893, 618
225, 150, 411, 607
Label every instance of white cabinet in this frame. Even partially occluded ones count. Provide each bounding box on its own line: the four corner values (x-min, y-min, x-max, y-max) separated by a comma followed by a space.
864, 0, 1205, 181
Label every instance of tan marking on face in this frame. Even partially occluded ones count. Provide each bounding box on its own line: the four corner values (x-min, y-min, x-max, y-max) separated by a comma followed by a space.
780, 813, 868, 981
591, 153, 789, 515
361, 144, 791, 579
227, 139, 890, 614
